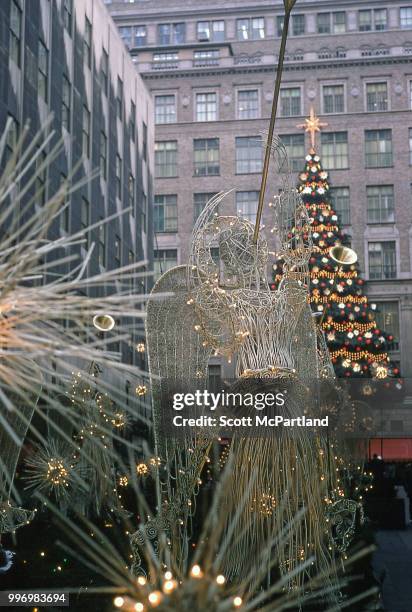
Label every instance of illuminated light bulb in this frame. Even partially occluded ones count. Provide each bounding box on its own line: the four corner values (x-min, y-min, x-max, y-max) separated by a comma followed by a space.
233, 596, 243, 607
216, 574, 225, 585
137, 576, 147, 586
190, 564, 202, 578
135, 604, 144, 612
164, 571, 172, 580
163, 579, 177, 593
148, 591, 162, 607
114, 596, 125, 608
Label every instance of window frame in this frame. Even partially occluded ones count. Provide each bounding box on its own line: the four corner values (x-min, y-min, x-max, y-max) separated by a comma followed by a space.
195, 91, 218, 122
366, 185, 395, 224
153, 195, 178, 233
82, 105, 91, 159
365, 81, 389, 112
279, 86, 302, 117
62, 74, 71, 132
155, 140, 178, 178
9, 0, 22, 67
235, 135, 263, 174
364, 129, 393, 168
321, 82, 345, 115
38, 39, 49, 102
320, 131, 349, 170
236, 88, 260, 120
154, 93, 177, 125
84, 16, 92, 68
193, 138, 220, 177
329, 186, 350, 225
367, 241, 397, 280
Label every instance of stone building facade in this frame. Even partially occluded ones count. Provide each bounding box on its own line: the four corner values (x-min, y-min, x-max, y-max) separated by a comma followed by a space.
107, 0, 412, 397
0, 0, 153, 373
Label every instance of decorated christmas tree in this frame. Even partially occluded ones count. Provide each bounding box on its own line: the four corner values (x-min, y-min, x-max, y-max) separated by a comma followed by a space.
272, 109, 401, 387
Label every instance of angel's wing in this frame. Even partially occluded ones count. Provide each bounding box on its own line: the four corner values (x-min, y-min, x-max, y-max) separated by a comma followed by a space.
146, 265, 212, 457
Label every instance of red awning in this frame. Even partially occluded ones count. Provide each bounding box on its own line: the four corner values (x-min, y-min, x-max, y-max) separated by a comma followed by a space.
369, 438, 412, 461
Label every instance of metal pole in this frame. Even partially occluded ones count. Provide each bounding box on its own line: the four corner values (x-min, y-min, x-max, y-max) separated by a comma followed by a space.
253, 9, 293, 244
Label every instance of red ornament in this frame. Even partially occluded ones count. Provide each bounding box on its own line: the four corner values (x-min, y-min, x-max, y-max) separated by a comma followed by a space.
355, 346, 361, 351
393, 368, 399, 375
357, 336, 362, 342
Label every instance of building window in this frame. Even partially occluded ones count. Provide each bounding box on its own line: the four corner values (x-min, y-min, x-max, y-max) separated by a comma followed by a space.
375, 302, 400, 350
368, 242, 396, 279
359, 10, 372, 31
317, 13, 330, 34
155, 141, 178, 178
155, 94, 176, 124
196, 92, 217, 122
98, 221, 106, 267
321, 132, 349, 169
119, 26, 133, 48
366, 82, 388, 112
100, 131, 107, 180
154, 195, 178, 233
154, 249, 177, 280
367, 185, 395, 223
330, 187, 350, 225
117, 77, 123, 120
157, 23, 185, 45
38, 40, 49, 102
374, 9, 387, 30
323, 84, 344, 114
115, 154, 122, 199
84, 17, 92, 68
130, 101, 136, 141
63, 0, 73, 34
9, 0, 22, 66
142, 122, 147, 161
208, 364, 222, 393
235, 136, 262, 174
80, 197, 89, 248
193, 192, 217, 222
237, 17, 265, 40
101, 48, 109, 95
60, 174, 70, 233
194, 138, 220, 176
279, 134, 305, 172
35, 150, 46, 206
5, 115, 19, 161
292, 14, 305, 36
82, 106, 90, 158
135, 25, 147, 46
409, 128, 412, 164
62, 75, 71, 131
128, 174, 135, 214
114, 235, 121, 268
153, 52, 179, 68
236, 191, 259, 223
276, 16, 284, 37
280, 87, 301, 117
365, 129, 392, 168
332, 12, 346, 33
197, 20, 225, 42
400, 7, 412, 29
237, 89, 259, 119
193, 50, 219, 67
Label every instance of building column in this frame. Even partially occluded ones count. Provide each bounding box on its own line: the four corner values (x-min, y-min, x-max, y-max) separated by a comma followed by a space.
400, 296, 412, 379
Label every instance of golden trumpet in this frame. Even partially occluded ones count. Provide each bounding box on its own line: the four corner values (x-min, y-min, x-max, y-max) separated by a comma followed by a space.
329, 245, 358, 266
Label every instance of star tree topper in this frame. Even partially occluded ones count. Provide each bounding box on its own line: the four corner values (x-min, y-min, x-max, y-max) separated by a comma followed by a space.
297, 107, 328, 153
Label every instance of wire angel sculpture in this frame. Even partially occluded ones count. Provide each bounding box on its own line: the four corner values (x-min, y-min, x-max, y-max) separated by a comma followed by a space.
0, 118, 148, 529
145, 138, 347, 599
